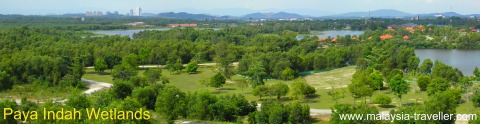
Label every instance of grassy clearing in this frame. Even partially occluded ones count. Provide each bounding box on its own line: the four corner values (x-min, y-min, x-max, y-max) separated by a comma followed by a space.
303, 66, 356, 89
84, 68, 114, 83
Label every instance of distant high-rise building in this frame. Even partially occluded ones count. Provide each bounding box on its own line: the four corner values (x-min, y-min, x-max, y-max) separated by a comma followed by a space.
135, 7, 142, 16
130, 9, 134, 16
85, 11, 103, 16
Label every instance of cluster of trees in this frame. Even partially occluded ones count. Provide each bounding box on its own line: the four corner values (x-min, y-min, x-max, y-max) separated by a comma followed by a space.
156, 88, 257, 123
251, 78, 315, 101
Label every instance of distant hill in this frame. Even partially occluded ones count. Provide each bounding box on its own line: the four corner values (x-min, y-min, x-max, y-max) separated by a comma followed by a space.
419, 12, 464, 17
242, 12, 305, 19
157, 12, 217, 19
324, 9, 413, 18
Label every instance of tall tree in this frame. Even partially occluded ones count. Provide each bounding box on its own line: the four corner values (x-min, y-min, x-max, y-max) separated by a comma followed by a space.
426, 78, 450, 96
139, 48, 151, 68
290, 78, 316, 100
389, 75, 409, 106
236, 80, 249, 94
417, 75, 431, 91
111, 64, 138, 81
252, 85, 269, 100
209, 73, 226, 89
185, 60, 199, 74
155, 86, 186, 124
214, 41, 236, 79
94, 58, 107, 74
281, 67, 295, 81
269, 82, 289, 99
474, 67, 480, 79
419, 59, 433, 74
246, 62, 267, 88
143, 68, 162, 84
0, 71, 12, 91
122, 54, 139, 69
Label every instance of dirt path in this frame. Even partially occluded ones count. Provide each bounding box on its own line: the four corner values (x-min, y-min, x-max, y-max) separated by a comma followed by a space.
82, 78, 113, 94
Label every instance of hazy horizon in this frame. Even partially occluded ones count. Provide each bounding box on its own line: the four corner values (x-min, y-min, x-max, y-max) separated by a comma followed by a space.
2, 0, 480, 16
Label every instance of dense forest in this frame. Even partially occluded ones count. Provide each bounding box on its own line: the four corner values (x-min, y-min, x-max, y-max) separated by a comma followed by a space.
0, 17, 480, 123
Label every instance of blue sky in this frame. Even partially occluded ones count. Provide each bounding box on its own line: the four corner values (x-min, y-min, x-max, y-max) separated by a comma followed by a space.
1, 0, 479, 16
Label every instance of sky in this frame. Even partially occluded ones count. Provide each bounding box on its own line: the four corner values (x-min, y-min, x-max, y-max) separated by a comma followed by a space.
1, 0, 480, 16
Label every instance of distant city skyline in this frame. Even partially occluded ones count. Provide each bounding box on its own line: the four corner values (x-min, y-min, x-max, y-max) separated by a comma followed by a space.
1, 0, 480, 16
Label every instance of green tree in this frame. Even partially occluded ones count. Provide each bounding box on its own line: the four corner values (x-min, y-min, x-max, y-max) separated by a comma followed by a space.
173, 59, 184, 73
426, 78, 450, 96
132, 87, 157, 109
269, 82, 289, 99
209, 73, 226, 88
112, 80, 134, 99
389, 74, 409, 106
214, 41, 236, 79
327, 88, 346, 103
94, 58, 107, 74
139, 48, 151, 68
431, 61, 460, 82
280, 67, 295, 80
143, 68, 162, 84
370, 70, 384, 90
471, 89, 480, 107
418, 89, 461, 124
70, 58, 85, 80
111, 64, 138, 80
417, 75, 431, 91
155, 86, 186, 124
0, 71, 13, 91
185, 60, 199, 74
348, 80, 374, 105
58, 74, 85, 88
0, 100, 18, 124
122, 54, 139, 69
104, 54, 122, 71
252, 85, 269, 100
373, 94, 392, 107
290, 78, 316, 100
66, 93, 91, 109
246, 62, 267, 88
474, 67, 480, 79
236, 80, 249, 94
129, 75, 148, 87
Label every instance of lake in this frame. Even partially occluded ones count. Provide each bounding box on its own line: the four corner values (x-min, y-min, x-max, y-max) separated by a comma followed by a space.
94, 28, 172, 38
415, 49, 480, 76
296, 30, 364, 40
94, 28, 220, 38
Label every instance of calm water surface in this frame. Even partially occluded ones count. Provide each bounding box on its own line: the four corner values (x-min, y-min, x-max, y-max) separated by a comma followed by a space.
415, 49, 480, 76
296, 30, 364, 40
95, 28, 220, 38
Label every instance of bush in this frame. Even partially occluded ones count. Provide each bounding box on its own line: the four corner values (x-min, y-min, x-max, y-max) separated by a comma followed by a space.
417, 75, 431, 91
112, 80, 134, 99
280, 67, 295, 81
373, 94, 392, 106
472, 90, 480, 108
